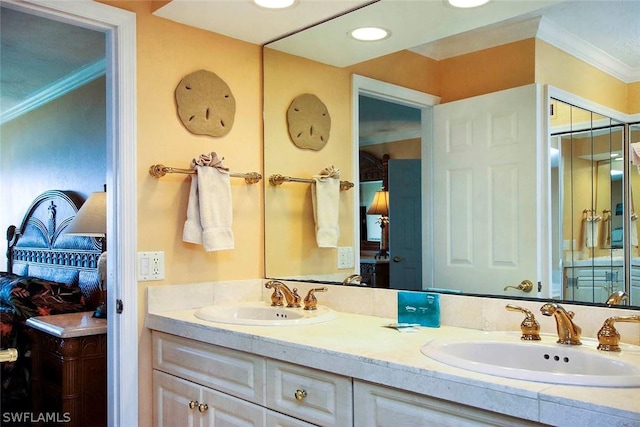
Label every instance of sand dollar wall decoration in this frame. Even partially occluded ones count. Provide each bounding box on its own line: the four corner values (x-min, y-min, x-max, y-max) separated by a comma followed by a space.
287, 93, 331, 150
175, 69, 236, 137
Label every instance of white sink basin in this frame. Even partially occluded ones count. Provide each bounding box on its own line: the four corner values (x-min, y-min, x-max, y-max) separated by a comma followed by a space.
194, 301, 338, 326
421, 333, 640, 387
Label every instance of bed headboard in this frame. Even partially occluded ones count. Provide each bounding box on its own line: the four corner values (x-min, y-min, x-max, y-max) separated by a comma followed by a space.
6, 190, 103, 309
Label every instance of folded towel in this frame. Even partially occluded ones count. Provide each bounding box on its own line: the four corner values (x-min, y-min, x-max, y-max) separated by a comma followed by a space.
183, 154, 234, 251
585, 215, 601, 248
632, 215, 639, 247
312, 166, 341, 248
631, 143, 640, 174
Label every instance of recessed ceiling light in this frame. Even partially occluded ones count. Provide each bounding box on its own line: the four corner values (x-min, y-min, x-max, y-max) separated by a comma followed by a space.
447, 0, 490, 8
350, 27, 390, 42
253, 0, 295, 9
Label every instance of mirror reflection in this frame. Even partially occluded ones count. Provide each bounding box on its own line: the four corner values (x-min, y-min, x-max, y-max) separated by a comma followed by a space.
263, 0, 640, 307
550, 100, 630, 304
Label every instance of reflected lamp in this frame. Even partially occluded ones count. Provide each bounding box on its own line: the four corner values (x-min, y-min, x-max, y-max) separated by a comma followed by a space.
367, 189, 390, 259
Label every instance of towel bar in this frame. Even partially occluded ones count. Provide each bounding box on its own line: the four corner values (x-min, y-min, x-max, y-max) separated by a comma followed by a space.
149, 164, 262, 184
268, 174, 354, 191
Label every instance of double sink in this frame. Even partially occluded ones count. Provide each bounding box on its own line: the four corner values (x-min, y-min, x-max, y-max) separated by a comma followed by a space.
193, 299, 640, 388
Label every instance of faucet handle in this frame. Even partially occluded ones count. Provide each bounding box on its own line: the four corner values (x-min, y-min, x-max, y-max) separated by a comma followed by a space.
265, 280, 285, 306
597, 315, 640, 352
289, 288, 302, 308
269, 286, 284, 306
505, 304, 541, 341
304, 287, 327, 311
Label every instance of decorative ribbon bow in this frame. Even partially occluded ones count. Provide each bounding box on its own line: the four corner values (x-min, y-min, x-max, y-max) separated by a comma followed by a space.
191, 151, 229, 172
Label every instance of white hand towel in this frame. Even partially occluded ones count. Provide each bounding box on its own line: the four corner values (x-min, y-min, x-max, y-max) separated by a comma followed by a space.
183, 165, 234, 251
585, 217, 600, 248
631, 142, 640, 174
312, 166, 341, 248
631, 217, 639, 247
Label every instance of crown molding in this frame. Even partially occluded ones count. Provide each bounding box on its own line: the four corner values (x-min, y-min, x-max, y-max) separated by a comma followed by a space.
360, 128, 421, 147
535, 17, 638, 84
410, 16, 541, 61
411, 16, 639, 84
0, 58, 106, 125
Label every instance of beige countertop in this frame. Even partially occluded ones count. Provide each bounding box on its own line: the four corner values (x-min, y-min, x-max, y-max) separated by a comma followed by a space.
146, 284, 640, 427
27, 311, 107, 338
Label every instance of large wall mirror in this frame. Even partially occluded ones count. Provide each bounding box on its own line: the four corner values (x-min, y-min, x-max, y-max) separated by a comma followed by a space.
263, 0, 640, 308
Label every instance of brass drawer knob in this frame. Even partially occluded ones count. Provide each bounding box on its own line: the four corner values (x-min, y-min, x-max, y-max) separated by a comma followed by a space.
188, 400, 198, 409
198, 403, 209, 413
294, 389, 307, 401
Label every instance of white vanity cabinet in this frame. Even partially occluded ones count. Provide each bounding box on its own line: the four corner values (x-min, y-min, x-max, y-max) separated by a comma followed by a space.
564, 266, 624, 303
154, 369, 266, 426
353, 381, 538, 427
152, 331, 347, 427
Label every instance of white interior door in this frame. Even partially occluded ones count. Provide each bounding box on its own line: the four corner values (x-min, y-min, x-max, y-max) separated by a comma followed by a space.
432, 84, 541, 295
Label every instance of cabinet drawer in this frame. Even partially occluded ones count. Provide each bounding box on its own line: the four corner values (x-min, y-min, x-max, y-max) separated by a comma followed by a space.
266, 410, 316, 427
153, 331, 266, 405
154, 370, 266, 427
354, 380, 537, 427
266, 360, 352, 427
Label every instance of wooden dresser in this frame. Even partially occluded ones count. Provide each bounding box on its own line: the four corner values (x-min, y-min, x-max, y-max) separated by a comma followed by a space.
360, 258, 390, 287
27, 312, 107, 427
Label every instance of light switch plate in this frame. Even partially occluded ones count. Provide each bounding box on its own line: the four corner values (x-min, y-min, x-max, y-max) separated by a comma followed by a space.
138, 251, 165, 281
337, 246, 354, 269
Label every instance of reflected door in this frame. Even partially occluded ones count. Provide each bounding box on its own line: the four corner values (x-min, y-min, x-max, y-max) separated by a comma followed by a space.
432, 84, 540, 295
388, 159, 422, 290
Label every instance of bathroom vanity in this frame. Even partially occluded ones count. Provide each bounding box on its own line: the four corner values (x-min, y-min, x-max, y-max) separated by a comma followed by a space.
146, 281, 640, 427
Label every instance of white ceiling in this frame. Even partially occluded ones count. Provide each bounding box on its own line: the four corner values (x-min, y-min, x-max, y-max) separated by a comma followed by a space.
155, 0, 640, 82
153, 0, 375, 45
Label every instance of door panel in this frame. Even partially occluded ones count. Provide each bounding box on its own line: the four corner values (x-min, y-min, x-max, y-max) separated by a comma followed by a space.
432, 85, 540, 294
389, 159, 422, 290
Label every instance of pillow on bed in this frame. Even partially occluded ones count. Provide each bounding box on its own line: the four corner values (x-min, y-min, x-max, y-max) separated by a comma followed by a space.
0, 273, 85, 320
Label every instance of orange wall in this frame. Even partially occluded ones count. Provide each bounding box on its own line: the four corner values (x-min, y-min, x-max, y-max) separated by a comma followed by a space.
348, 49, 440, 95
439, 39, 536, 103
100, 2, 262, 425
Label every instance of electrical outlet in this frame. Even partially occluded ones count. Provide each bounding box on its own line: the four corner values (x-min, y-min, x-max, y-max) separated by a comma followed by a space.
138, 251, 165, 281
337, 246, 354, 269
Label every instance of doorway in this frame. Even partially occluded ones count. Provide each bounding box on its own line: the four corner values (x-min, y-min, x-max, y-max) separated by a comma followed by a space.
352, 75, 440, 290
0, 1, 138, 424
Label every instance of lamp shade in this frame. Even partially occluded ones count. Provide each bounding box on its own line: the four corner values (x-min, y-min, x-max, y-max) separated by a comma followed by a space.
65, 192, 106, 237
367, 190, 389, 216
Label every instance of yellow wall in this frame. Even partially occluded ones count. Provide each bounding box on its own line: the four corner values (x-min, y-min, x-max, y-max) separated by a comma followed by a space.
630, 82, 640, 115
263, 48, 354, 278
536, 40, 629, 113
94, 3, 640, 424
100, 2, 262, 425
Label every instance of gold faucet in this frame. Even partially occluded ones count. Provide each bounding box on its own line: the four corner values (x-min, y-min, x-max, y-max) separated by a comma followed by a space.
342, 274, 362, 285
303, 287, 327, 310
505, 304, 541, 340
540, 303, 582, 345
264, 280, 301, 308
605, 291, 629, 306
597, 315, 640, 352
